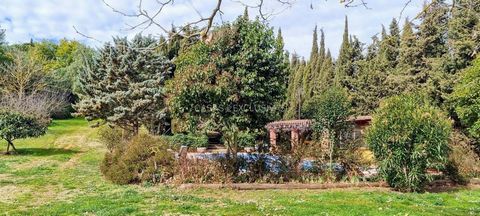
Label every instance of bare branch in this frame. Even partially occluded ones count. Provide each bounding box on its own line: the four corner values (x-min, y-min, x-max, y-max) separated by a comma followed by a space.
342, 0, 370, 9
399, 0, 413, 21
73, 26, 103, 43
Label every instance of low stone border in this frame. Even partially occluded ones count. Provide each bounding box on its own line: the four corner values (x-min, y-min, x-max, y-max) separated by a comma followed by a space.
178, 182, 388, 190
179, 179, 480, 190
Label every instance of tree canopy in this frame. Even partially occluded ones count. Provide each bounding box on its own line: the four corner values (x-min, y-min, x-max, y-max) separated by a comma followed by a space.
168, 15, 288, 134
75, 35, 174, 134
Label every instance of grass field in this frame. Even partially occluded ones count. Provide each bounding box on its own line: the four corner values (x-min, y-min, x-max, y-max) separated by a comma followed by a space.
1, 119, 480, 215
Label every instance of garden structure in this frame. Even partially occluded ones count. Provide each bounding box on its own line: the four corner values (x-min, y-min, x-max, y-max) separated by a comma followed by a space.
265, 116, 372, 152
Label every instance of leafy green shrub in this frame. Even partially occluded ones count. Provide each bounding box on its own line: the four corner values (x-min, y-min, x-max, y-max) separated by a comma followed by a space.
168, 133, 208, 148
100, 133, 175, 185
450, 56, 480, 142
303, 87, 353, 169
366, 94, 452, 192
0, 110, 47, 154
236, 130, 256, 148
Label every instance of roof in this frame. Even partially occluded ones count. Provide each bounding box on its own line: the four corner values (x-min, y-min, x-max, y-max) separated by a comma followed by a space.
265, 119, 312, 131
265, 116, 372, 131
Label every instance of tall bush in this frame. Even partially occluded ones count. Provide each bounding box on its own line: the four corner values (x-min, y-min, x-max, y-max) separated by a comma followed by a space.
366, 94, 452, 192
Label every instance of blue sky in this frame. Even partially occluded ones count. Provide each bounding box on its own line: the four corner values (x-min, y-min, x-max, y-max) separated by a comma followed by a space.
0, 0, 423, 58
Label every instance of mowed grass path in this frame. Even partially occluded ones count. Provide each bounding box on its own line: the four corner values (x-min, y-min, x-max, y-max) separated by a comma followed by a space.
0, 119, 479, 215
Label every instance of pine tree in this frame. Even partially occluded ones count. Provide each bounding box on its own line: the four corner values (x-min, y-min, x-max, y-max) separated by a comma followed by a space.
447, 0, 480, 72
75, 35, 174, 134
417, 1, 449, 60
398, 18, 417, 68
365, 35, 380, 61
387, 18, 400, 68
415, 0, 449, 104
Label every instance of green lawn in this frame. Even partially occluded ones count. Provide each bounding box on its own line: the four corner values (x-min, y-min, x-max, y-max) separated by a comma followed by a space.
0, 119, 479, 215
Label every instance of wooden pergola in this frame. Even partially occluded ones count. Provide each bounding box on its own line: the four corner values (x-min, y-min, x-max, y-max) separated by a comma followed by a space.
265, 116, 372, 152
265, 119, 312, 152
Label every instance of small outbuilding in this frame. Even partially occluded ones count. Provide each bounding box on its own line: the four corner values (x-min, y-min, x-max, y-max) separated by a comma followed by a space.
265, 116, 372, 152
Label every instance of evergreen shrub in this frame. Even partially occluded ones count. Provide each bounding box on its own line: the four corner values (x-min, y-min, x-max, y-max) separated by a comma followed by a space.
366, 94, 452, 192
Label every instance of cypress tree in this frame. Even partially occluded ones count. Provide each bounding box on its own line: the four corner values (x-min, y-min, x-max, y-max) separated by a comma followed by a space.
276, 28, 286, 59
310, 25, 319, 61
335, 16, 351, 87
243, 7, 249, 20
316, 29, 326, 74
302, 26, 320, 101
319, 49, 335, 92
285, 62, 306, 119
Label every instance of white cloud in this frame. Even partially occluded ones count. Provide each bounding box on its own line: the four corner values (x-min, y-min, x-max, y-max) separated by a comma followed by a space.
0, 0, 422, 58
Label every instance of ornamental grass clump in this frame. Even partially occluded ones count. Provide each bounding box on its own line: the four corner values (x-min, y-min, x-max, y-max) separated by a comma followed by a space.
366, 94, 452, 192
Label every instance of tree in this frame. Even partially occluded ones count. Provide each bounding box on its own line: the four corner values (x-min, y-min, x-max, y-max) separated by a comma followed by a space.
168, 15, 288, 151
450, 56, 480, 141
386, 18, 422, 95
0, 49, 46, 98
366, 94, 452, 192
379, 18, 400, 69
335, 16, 351, 87
302, 26, 320, 101
46, 40, 93, 94
75, 35, 174, 134
303, 87, 352, 170
285, 58, 307, 119
415, 0, 450, 105
0, 110, 47, 154
100, 0, 374, 42
319, 49, 335, 91
0, 25, 7, 64
447, 0, 480, 72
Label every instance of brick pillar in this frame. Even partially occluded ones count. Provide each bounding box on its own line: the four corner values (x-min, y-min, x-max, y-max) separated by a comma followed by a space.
291, 129, 299, 152
269, 128, 277, 152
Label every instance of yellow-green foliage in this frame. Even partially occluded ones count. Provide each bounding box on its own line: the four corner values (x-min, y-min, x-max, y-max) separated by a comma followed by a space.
451, 56, 480, 141
100, 131, 175, 185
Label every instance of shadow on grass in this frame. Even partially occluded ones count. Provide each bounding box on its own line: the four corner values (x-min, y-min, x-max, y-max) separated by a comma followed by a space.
13, 148, 81, 156
425, 185, 471, 193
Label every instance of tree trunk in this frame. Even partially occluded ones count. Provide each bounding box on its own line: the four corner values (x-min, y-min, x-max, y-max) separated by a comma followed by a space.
6, 140, 17, 154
